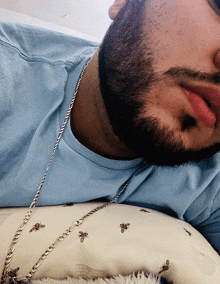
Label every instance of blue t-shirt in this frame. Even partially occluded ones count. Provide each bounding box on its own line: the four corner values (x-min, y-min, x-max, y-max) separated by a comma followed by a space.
0, 22, 220, 255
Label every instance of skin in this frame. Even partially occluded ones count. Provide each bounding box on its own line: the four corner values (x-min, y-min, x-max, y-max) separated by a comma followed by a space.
71, 0, 220, 166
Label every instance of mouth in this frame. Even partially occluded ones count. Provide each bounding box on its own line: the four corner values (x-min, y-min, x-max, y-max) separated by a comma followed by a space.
180, 83, 220, 128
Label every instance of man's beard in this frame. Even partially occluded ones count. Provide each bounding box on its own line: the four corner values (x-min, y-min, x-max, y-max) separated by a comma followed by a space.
98, 0, 220, 167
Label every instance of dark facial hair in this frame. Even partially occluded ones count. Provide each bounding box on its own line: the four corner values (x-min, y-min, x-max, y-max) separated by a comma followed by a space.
98, 0, 220, 167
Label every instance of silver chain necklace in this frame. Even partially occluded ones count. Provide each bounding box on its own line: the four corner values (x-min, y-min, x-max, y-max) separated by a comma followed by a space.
1, 59, 132, 284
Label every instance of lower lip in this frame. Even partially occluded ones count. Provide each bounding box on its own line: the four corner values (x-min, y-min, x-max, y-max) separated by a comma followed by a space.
183, 89, 216, 127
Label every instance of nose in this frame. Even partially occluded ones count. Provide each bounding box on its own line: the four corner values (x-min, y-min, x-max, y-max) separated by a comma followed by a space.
214, 50, 220, 69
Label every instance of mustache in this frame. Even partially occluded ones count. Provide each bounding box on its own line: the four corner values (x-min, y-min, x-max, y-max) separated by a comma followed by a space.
163, 66, 220, 85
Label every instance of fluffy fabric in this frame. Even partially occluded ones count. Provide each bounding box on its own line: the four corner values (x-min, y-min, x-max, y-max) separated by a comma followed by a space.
30, 272, 173, 284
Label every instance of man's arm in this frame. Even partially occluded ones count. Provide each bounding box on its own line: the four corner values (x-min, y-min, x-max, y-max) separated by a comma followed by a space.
196, 209, 220, 255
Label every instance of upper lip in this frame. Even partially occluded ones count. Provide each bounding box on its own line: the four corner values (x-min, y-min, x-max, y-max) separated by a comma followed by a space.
180, 82, 220, 124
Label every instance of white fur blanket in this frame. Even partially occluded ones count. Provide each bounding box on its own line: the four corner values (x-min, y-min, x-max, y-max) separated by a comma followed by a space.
30, 272, 173, 284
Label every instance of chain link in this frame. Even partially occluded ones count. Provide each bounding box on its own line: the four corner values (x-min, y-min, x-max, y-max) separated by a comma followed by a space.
1, 59, 132, 284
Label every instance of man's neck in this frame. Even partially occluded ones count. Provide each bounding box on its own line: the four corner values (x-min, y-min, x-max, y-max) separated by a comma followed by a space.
70, 50, 136, 160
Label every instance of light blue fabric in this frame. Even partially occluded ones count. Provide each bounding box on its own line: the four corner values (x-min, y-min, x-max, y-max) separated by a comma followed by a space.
0, 22, 220, 255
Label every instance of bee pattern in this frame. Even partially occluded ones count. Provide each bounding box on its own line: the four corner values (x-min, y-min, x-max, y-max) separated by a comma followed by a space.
158, 260, 170, 274
8, 267, 20, 283
79, 231, 88, 243
140, 209, 151, 213
29, 223, 46, 233
120, 223, 130, 233
184, 228, 192, 236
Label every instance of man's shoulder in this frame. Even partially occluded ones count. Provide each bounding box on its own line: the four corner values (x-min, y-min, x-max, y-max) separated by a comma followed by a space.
0, 21, 99, 63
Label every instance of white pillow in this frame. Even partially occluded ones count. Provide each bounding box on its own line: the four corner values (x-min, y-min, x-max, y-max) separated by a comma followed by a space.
0, 203, 219, 284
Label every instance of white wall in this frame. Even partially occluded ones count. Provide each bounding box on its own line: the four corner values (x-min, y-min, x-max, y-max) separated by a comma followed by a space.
0, 0, 113, 40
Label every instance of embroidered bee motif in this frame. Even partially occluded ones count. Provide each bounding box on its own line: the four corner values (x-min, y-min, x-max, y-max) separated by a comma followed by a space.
120, 223, 130, 233
158, 260, 170, 274
8, 267, 20, 283
140, 209, 151, 213
29, 223, 46, 232
184, 228, 192, 236
79, 231, 88, 243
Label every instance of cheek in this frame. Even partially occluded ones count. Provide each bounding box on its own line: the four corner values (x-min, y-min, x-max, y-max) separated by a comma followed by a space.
144, 1, 212, 68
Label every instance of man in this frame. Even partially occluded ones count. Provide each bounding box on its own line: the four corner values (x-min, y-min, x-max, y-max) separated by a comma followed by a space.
0, 0, 220, 255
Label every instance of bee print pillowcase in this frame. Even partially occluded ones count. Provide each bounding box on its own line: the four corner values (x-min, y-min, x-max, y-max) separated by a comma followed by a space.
0, 203, 219, 284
